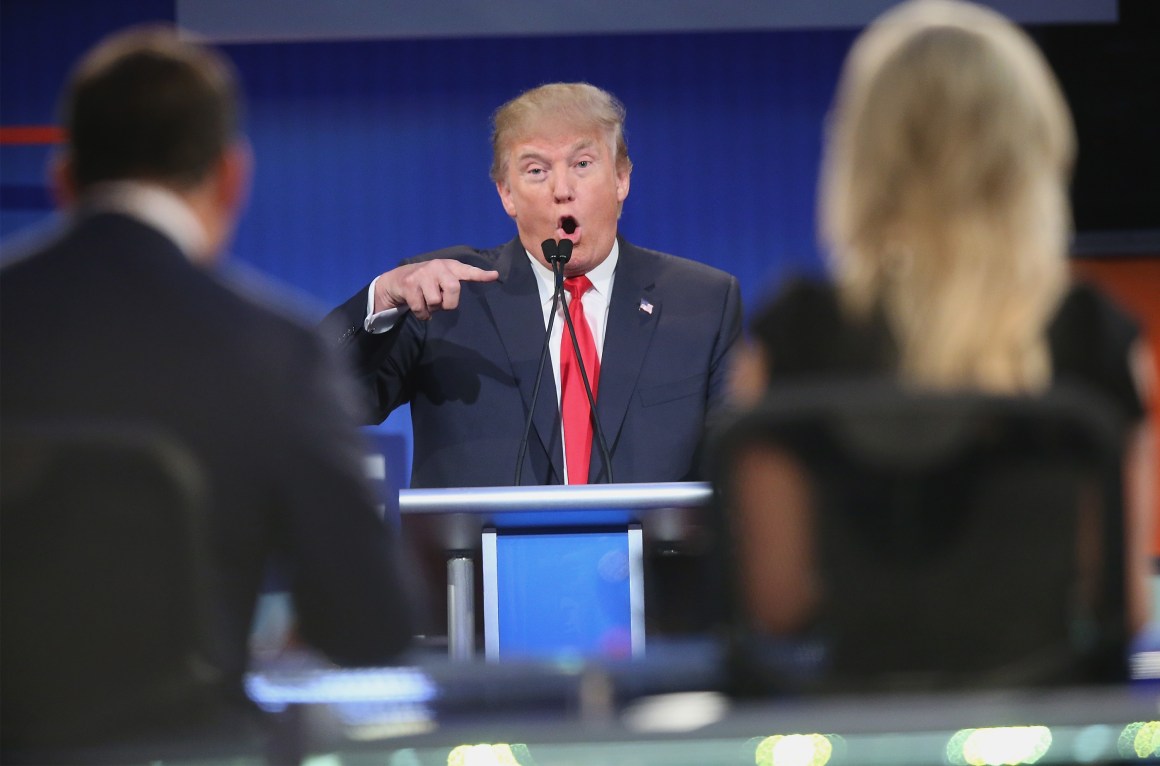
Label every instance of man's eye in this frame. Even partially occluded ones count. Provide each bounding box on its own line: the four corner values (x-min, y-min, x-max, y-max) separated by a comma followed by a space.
526, 167, 544, 176
576, 160, 591, 169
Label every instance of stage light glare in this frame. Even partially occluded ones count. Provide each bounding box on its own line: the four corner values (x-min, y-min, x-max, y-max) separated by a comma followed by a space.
1118, 722, 1160, 759
947, 726, 1052, 765
754, 733, 833, 766
622, 691, 730, 733
447, 743, 532, 766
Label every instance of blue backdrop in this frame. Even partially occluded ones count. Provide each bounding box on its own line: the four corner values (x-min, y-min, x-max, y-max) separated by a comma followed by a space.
224, 31, 845, 312
1, 0, 846, 311
8, 1, 1150, 486
1, 1, 857, 482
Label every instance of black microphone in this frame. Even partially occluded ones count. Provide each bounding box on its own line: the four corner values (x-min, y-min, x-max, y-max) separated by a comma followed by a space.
514, 239, 566, 485
555, 240, 614, 484
555, 238, 572, 267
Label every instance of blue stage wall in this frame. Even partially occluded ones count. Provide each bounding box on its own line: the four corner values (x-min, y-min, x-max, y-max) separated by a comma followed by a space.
2, 1, 854, 479
6, 1, 1153, 486
223, 31, 846, 313
2, 0, 845, 314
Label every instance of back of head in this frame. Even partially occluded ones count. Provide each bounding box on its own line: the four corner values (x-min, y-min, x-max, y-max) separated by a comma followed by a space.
820, 0, 1074, 393
61, 25, 240, 193
489, 82, 633, 183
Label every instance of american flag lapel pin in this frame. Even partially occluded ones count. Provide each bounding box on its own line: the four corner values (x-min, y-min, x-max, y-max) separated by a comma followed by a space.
639, 298, 654, 315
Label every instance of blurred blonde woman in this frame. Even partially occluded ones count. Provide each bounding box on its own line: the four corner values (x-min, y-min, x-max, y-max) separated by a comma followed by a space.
733, 0, 1155, 636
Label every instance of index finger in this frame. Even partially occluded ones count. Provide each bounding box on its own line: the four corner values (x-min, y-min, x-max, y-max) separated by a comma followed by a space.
446, 262, 500, 283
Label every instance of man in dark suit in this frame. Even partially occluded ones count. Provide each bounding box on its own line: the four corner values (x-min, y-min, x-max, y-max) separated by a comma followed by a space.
0, 26, 413, 738
326, 83, 742, 488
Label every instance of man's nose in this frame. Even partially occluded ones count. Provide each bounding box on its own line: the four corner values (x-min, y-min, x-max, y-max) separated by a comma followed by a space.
552, 172, 575, 202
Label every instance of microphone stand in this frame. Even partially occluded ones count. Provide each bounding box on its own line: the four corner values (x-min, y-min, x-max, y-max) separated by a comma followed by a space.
513, 239, 565, 485
513, 238, 615, 484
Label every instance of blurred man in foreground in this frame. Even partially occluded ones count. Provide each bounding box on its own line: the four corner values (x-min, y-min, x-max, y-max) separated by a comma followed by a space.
1, 26, 413, 753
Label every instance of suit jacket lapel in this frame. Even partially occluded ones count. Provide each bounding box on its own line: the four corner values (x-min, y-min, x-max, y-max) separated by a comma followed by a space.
484, 239, 564, 483
593, 239, 659, 482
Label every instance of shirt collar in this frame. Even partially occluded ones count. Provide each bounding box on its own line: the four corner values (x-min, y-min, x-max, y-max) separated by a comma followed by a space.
78, 181, 210, 261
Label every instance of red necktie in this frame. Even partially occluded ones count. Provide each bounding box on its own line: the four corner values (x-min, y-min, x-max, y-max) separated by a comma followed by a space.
560, 275, 600, 484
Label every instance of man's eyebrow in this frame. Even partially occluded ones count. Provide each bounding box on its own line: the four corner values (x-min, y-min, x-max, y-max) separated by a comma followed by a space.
516, 149, 549, 165
569, 138, 596, 155
515, 139, 598, 165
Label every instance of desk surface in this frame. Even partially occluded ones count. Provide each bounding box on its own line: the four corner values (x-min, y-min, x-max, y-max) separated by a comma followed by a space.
246, 643, 1160, 766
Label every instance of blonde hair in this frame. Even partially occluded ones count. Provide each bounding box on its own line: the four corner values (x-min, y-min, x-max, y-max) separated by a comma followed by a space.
489, 82, 633, 183
820, 0, 1074, 393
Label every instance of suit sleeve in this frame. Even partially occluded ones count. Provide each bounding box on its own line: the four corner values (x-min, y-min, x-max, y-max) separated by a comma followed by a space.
271, 329, 416, 665
706, 273, 744, 417
320, 283, 422, 425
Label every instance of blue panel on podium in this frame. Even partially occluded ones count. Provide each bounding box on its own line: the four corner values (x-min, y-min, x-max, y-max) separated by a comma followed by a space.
483, 526, 644, 660
400, 484, 707, 660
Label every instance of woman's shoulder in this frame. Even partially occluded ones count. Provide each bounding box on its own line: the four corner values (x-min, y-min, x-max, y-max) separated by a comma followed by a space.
751, 277, 842, 334
1049, 280, 1145, 421
1052, 282, 1140, 337
750, 276, 895, 379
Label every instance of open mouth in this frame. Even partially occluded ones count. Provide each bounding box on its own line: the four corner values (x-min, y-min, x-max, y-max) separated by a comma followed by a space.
559, 216, 578, 235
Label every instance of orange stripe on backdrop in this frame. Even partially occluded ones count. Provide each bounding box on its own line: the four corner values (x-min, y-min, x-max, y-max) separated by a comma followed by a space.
1070, 256, 1160, 558
0, 125, 66, 144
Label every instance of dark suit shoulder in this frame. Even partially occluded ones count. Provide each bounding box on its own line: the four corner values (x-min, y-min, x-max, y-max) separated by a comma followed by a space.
403, 242, 509, 271
198, 272, 341, 398
620, 240, 736, 287
0, 215, 66, 272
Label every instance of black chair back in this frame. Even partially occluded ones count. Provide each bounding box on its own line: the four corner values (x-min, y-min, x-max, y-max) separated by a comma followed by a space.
1, 421, 224, 753
708, 382, 1127, 694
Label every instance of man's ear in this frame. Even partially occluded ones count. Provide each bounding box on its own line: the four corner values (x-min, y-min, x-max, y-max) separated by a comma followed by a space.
215, 139, 252, 217
193, 140, 253, 265
49, 152, 79, 209
616, 164, 631, 204
496, 180, 517, 218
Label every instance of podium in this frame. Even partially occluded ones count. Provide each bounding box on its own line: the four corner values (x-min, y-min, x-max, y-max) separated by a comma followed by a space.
398, 482, 711, 660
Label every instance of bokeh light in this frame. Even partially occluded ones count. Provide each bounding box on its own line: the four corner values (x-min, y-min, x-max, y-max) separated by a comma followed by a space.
753, 733, 835, 766
447, 743, 535, 766
946, 726, 1052, 765
1118, 722, 1160, 759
